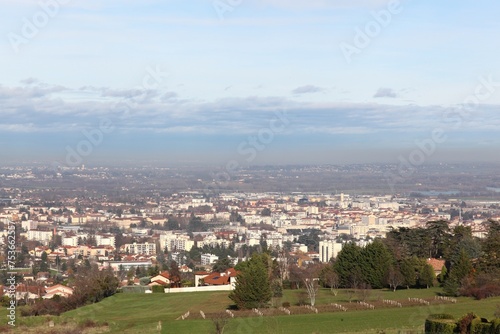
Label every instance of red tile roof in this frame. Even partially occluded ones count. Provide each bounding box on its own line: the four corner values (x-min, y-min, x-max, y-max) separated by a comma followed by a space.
203, 273, 230, 285
427, 258, 445, 272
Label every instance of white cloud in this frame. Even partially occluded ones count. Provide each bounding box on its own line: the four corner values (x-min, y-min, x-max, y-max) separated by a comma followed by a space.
1, 82, 500, 137
292, 85, 325, 95
373, 87, 398, 98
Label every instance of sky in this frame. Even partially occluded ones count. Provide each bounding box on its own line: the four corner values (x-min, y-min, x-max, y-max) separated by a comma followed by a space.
1, 0, 500, 167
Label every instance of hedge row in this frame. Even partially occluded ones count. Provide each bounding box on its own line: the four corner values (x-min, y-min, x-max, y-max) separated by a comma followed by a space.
425, 315, 500, 334
425, 319, 457, 333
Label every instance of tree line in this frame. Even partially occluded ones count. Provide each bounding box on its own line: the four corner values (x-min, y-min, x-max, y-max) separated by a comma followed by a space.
229, 220, 500, 309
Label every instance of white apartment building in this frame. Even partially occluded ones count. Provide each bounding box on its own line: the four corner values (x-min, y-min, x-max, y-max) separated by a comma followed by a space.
122, 242, 156, 255
21, 220, 38, 231
361, 215, 378, 225
307, 206, 319, 215
319, 240, 343, 263
27, 229, 53, 245
265, 232, 283, 249
160, 233, 194, 252
96, 234, 116, 247
197, 235, 230, 249
62, 235, 79, 247
103, 260, 152, 272
170, 237, 194, 252
201, 253, 219, 265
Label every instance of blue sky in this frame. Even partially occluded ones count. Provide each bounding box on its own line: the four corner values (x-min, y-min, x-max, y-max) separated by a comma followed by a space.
1, 0, 500, 166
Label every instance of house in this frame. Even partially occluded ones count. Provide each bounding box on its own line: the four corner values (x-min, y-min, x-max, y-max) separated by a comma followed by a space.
148, 272, 171, 287
195, 268, 238, 288
36, 272, 50, 283
15, 284, 44, 301
103, 260, 153, 272
179, 265, 192, 273
427, 258, 446, 276
43, 284, 74, 299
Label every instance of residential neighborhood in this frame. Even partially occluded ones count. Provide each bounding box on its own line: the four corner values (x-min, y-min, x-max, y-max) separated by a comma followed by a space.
1, 184, 499, 301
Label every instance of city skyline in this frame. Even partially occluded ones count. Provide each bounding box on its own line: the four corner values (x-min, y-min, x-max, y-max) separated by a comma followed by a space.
1, 0, 500, 165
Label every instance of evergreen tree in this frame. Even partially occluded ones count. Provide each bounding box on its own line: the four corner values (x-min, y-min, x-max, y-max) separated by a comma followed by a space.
229, 254, 272, 309
360, 240, 394, 289
400, 257, 419, 289
334, 242, 362, 288
426, 220, 451, 258
40, 251, 49, 272
212, 258, 232, 273
444, 249, 472, 296
478, 220, 500, 274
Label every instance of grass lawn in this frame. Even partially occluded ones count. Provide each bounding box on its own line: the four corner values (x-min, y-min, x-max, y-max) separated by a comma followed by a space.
1, 288, 499, 333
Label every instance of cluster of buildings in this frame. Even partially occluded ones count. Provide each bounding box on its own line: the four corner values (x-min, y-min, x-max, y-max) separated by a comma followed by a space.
1, 191, 499, 297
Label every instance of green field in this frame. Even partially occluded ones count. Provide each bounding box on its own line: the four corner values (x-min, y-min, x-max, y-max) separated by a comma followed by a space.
1, 288, 499, 333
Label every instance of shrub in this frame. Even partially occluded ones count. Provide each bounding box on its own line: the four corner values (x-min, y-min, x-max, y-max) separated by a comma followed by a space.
470, 319, 491, 334
282, 302, 291, 308
282, 280, 291, 290
490, 319, 500, 333
426, 314, 500, 334
296, 291, 308, 306
424, 319, 457, 334
78, 319, 98, 329
458, 312, 477, 334
151, 285, 165, 293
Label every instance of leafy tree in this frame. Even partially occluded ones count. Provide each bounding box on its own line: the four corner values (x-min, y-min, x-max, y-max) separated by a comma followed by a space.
229, 254, 272, 309
419, 263, 436, 288
148, 265, 160, 277
297, 230, 321, 252
73, 265, 119, 304
188, 247, 202, 263
426, 220, 451, 258
187, 215, 207, 233
169, 261, 181, 287
212, 258, 232, 273
385, 227, 432, 259
164, 217, 180, 230
438, 265, 448, 284
261, 208, 271, 216
229, 211, 243, 223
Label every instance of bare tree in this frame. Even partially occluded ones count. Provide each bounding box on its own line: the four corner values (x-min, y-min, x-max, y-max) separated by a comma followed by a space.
356, 282, 372, 302
304, 278, 319, 306
211, 313, 229, 334
321, 266, 340, 296
387, 266, 404, 292
277, 249, 289, 283
345, 288, 356, 303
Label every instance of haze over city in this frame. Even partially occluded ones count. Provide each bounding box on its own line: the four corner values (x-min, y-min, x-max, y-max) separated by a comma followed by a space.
1, 0, 500, 166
